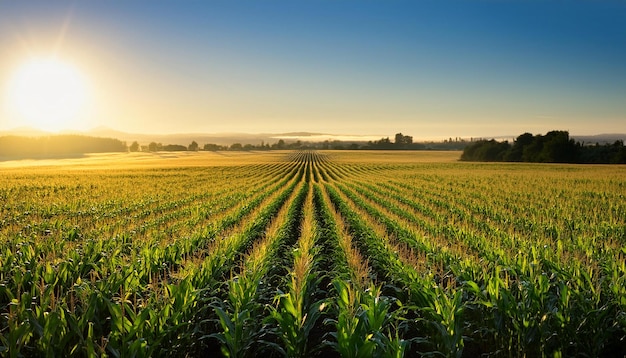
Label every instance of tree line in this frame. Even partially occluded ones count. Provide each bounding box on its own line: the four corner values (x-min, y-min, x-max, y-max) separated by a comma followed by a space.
135, 133, 462, 152
0, 135, 127, 158
134, 139, 298, 152
0, 132, 470, 159
461, 130, 626, 164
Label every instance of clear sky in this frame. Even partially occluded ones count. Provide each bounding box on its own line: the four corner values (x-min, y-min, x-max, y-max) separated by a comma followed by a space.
1, 1, 625, 139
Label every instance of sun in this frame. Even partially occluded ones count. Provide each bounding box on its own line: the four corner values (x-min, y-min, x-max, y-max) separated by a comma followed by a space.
6, 57, 90, 132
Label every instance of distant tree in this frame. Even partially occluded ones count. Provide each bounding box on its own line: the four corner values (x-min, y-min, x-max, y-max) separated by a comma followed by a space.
461, 130, 626, 163
611, 141, 626, 163
579, 141, 626, 164
394, 133, 413, 148
461, 140, 510, 161
288, 140, 302, 149
505, 133, 533, 161
188, 141, 199, 151
163, 144, 187, 151
230, 143, 243, 150
394, 133, 413, 145
522, 136, 543, 162
366, 137, 394, 149
516, 131, 578, 163
148, 142, 160, 152
539, 130, 578, 163
270, 139, 287, 150
129, 141, 140, 152
203, 143, 221, 151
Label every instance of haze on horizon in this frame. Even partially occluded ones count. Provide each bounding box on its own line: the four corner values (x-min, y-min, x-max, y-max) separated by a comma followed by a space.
1, 1, 625, 140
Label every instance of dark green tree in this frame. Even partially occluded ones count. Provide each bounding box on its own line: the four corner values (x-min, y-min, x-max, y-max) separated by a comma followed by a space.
129, 141, 140, 152
394, 133, 413, 146
148, 142, 161, 152
539, 131, 578, 163
505, 133, 533, 161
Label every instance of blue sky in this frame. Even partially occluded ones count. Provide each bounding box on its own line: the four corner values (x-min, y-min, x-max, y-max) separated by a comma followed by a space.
1, 1, 625, 138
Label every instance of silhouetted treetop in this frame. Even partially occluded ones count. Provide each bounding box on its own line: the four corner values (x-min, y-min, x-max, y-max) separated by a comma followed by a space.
461, 131, 626, 164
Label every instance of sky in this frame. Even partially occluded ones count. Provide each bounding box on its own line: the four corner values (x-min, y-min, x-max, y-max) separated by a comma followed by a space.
1, 1, 625, 140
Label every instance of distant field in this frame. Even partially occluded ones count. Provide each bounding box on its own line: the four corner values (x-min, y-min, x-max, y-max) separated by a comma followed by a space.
0, 150, 624, 357
0, 150, 288, 169
0, 150, 463, 169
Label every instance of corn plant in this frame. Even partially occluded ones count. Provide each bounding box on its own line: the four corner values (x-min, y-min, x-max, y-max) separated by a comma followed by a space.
326, 279, 408, 358
419, 286, 466, 358
210, 270, 265, 358
269, 276, 327, 357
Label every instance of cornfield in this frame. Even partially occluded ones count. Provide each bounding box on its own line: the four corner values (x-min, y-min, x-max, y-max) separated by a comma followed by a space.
1, 150, 624, 357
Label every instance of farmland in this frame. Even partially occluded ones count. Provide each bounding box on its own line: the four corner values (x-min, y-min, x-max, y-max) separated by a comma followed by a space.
1, 150, 625, 357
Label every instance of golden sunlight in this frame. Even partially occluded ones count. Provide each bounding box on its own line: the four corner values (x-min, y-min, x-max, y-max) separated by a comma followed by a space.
6, 57, 90, 132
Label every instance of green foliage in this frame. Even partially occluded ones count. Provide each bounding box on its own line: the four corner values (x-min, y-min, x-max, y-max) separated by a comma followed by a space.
269, 281, 327, 357
421, 287, 466, 358
209, 273, 264, 358
0, 150, 624, 357
462, 130, 626, 163
326, 279, 408, 358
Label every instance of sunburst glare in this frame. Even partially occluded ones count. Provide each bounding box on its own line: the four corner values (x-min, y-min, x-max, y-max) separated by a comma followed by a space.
6, 57, 91, 132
